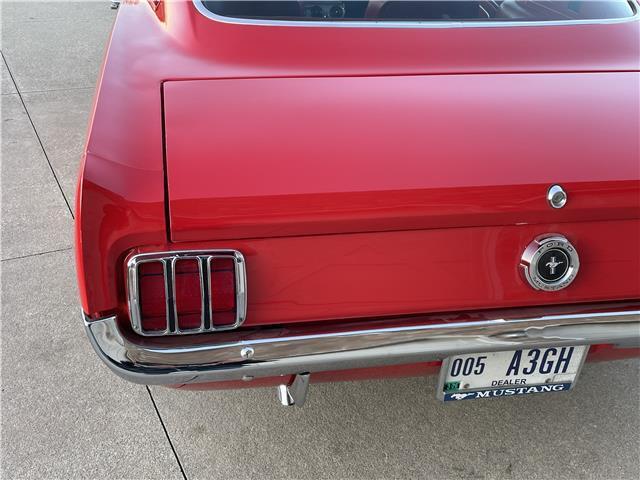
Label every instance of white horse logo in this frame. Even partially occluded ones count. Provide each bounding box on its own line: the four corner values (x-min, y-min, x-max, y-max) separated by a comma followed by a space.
546, 256, 563, 275
450, 393, 474, 400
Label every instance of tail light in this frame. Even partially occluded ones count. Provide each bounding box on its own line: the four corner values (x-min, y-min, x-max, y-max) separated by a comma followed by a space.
127, 250, 247, 336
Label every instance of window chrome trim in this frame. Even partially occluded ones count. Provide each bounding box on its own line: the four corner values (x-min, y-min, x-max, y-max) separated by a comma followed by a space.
85, 306, 640, 385
127, 250, 247, 336
192, 0, 639, 29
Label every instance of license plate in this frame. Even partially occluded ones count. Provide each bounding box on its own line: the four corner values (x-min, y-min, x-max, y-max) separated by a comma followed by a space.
437, 346, 589, 401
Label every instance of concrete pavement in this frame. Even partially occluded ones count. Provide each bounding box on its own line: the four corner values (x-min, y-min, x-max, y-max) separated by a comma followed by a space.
1, 2, 639, 479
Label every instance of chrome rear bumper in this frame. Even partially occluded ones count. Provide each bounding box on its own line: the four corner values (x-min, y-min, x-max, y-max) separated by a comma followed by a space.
84, 305, 640, 386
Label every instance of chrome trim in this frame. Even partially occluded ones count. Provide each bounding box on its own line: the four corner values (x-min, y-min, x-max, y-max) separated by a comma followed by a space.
547, 184, 568, 209
197, 256, 207, 330
163, 259, 174, 333
84, 307, 640, 386
192, 0, 639, 29
126, 250, 247, 336
168, 257, 178, 333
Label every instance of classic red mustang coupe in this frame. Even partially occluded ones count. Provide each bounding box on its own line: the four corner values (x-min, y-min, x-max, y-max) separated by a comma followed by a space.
76, 0, 640, 405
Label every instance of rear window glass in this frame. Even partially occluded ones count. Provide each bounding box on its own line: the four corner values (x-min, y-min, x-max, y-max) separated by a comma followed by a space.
200, 1, 636, 23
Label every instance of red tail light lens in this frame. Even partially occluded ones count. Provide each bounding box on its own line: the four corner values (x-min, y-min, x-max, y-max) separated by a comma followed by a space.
210, 258, 236, 326
129, 251, 246, 336
174, 259, 202, 330
138, 261, 167, 332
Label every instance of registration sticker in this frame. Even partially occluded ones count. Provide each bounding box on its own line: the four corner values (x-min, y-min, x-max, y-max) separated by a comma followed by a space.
437, 346, 589, 401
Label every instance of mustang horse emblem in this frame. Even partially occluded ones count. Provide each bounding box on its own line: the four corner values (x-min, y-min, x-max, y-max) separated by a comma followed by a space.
450, 393, 474, 400
546, 256, 563, 275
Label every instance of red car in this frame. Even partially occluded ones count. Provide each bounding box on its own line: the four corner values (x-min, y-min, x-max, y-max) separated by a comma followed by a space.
77, 0, 640, 406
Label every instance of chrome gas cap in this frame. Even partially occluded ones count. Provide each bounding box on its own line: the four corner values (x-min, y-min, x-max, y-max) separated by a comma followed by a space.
520, 235, 580, 291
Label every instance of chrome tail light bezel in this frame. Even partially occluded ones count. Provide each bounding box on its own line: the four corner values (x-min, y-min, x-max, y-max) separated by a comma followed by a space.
127, 250, 247, 336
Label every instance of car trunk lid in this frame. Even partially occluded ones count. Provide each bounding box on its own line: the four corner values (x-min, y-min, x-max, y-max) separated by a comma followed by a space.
164, 72, 639, 242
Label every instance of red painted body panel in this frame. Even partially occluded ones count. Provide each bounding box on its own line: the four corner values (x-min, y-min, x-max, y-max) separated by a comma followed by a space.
165, 73, 639, 242
128, 219, 640, 327
75, 1, 640, 387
